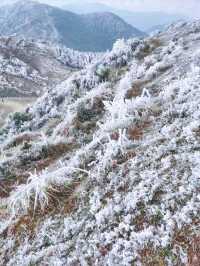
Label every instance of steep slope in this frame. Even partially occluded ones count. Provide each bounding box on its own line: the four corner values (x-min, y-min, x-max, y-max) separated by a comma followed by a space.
0, 0, 145, 52
81, 12, 144, 52
0, 36, 99, 97
0, 21, 200, 265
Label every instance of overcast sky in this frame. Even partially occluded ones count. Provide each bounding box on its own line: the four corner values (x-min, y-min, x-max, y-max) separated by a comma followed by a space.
2, 0, 199, 18
102, 0, 200, 18
37, 0, 200, 18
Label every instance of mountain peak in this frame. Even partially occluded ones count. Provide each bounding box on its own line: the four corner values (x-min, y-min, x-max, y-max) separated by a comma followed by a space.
0, 1, 145, 52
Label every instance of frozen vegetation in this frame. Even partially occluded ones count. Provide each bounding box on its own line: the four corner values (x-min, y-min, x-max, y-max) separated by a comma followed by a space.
0, 20, 200, 265
0, 36, 100, 97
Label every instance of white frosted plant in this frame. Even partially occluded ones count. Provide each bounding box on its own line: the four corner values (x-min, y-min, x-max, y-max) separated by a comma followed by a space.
112, 39, 127, 54
9, 165, 89, 216
100, 92, 153, 133
54, 44, 101, 69
95, 128, 131, 172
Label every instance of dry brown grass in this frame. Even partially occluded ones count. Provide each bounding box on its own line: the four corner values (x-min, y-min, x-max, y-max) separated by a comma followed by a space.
136, 38, 163, 60
43, 181, 80, 216
0, 179, 13, 197
125, 80, 150, 99
110, 120, 151, 143
149, 38, 163, 49
74, 120, 96, 133
4, 181, 81, 244
34, 158, 55, 172
30, 142, 78, 173
110, 131, 119, 141
0, 169, 31, 198
7, 215, 38, 239
6, 132, 41, 148
0, 142, 79, 199
139, 220, 200, 266
128, 121, 151, 141
187, 236, 200, 266
98, 244, 112, 257
41, 142, 78, 159
139, 248, 166, 266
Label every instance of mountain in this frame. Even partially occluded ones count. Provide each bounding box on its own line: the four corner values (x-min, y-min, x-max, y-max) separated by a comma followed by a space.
0, 36, 99, 97
113, 11, 188, 32
0, 20, 200, 265
0, 0, 145, 52
63, 2, 188, 31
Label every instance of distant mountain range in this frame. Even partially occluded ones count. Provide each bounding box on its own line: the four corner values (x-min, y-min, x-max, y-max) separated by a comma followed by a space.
63, 2, 188, 31
0, 1, 145, 52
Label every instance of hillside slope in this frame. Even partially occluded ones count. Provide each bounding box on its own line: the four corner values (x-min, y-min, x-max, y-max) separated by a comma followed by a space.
0, 36, 99, 97
0, 21, 200, 265
0, 0, 145, 52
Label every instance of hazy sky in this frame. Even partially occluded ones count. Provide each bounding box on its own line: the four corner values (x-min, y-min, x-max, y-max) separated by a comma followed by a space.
37, 0, 200, 18
2, 0, 199, 18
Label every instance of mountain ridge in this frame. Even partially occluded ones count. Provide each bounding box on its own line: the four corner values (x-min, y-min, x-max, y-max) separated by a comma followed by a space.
0, 0, 146, 52
63, 2, 189, 31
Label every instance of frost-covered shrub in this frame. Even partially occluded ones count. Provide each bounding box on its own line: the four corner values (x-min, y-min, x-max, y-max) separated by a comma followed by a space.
77, 104, 95, 123
102, 38, 141, 68
12, 112, 32, 130
54, 45, 101, 69
96, 65, 111, 82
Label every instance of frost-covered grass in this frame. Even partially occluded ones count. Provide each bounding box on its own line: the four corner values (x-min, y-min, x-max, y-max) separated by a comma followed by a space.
0, 21, 200, 265
9, 166, 89, 216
